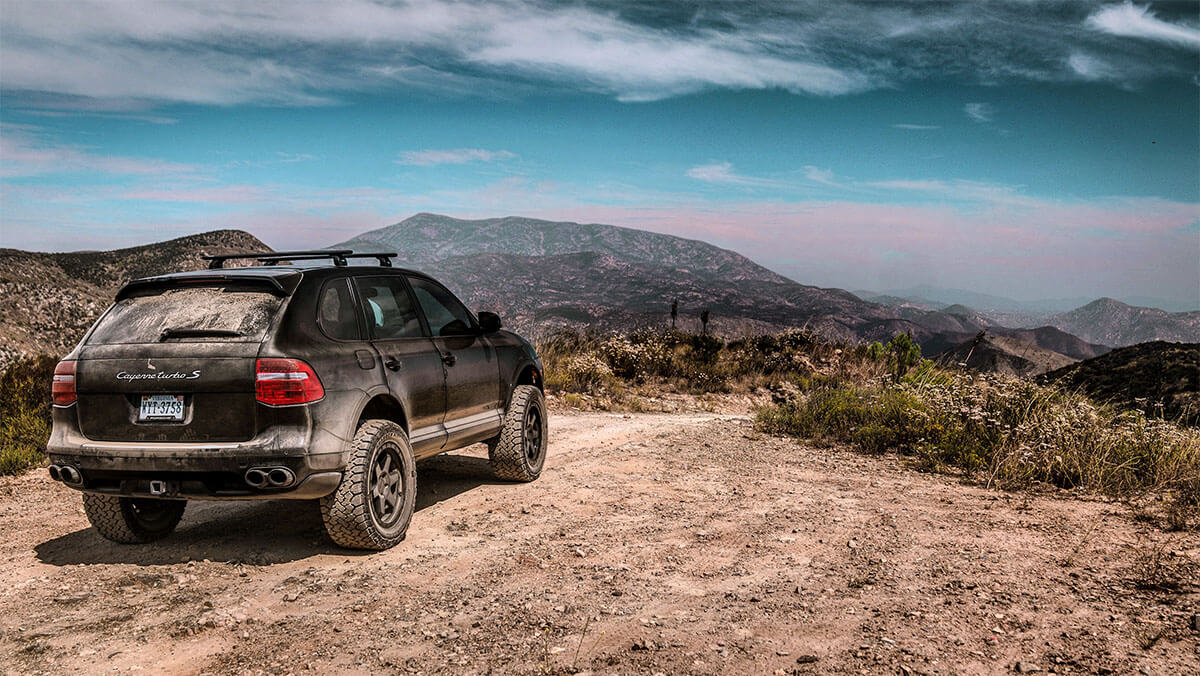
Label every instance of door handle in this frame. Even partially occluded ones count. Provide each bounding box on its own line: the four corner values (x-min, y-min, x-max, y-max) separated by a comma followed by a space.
441, 352, 456, 366
384, 357, 403, 371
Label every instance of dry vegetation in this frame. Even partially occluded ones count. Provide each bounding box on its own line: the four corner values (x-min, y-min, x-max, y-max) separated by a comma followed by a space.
0, 356, 55, 475
539, 329, 1200, 530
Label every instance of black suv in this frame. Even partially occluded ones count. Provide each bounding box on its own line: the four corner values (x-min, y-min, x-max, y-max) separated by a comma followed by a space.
45, 249, 548, 550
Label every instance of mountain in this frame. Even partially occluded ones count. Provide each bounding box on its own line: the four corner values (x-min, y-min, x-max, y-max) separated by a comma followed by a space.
0, 230, 270, 367
864, 285, 1091, 315
337, 213, 932, 342
1047, 298, 1200, 347
1041, 342, 1200, 424
935, 333, 1076, 378
985, 326, 1109, 361
336, 212, 791, 285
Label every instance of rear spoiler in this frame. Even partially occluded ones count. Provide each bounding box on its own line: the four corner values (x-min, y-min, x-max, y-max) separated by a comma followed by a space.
115, 272, 301, 300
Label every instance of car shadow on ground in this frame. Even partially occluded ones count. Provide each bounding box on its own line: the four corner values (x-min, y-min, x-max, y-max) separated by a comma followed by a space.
34, 450, 506, 567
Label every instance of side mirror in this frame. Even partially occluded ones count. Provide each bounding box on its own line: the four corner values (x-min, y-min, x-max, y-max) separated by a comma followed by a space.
478, 311, 502, 333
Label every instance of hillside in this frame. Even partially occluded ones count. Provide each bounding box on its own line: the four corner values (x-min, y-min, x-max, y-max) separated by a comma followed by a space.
935, 333, 1076, 378
1041, 341, 1200, 424
422, 250, 926, 342
338, 213, 932, 342
0, 230, 270, 367
336, 212, 792, 285
1046, 298, 1200, 347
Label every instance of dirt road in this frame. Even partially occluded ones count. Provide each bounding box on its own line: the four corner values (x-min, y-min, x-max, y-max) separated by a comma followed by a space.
1, 411, 1197, 675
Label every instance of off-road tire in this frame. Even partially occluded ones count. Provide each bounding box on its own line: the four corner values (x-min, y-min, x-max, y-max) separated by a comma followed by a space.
81, 493, 186, 544
320, 420, 417, 550
488, 385, 548, 482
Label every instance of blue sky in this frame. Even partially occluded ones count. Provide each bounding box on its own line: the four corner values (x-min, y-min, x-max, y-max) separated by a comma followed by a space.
1, 1, 1197, 306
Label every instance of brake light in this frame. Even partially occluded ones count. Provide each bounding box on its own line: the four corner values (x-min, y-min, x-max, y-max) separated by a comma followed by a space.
52, 360, 77, 406
255, 358, 324, 406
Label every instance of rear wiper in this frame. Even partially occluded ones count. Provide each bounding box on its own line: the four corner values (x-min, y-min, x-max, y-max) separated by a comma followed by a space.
159, 327, 243, 342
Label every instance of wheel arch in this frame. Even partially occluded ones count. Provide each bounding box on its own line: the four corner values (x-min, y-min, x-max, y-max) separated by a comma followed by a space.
355, 391, 409, 435
506, 361, 543, 410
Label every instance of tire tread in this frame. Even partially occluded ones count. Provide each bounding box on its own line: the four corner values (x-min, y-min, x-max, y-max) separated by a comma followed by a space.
82, 493, 185, 544
489, 385, 546, 482
320, 419, 414, 550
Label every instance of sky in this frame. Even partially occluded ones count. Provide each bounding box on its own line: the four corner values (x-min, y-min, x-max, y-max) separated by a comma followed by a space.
1, 0, 1197, 307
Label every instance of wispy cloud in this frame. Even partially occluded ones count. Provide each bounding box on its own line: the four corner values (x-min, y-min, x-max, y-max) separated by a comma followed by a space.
0, 126, 199, 177
892, 123, 940, 130
963, 102, 993, 123
863, 178, 1038, 206
17, 109, 179, 124
686, 162, 784, 188
0, 1, 1194, 108
801, 166, 840, 187
395, 148, 517, 166
1086, 2, 1200, 49
688, 161, 1033, 205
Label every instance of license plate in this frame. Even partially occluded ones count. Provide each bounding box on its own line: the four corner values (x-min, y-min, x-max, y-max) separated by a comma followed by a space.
139, 394, 185, 421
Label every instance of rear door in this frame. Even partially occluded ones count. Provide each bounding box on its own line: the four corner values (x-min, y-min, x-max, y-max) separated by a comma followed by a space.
74, 281, 282, 442
352, 275, 448, 454
405, 275, 502, 446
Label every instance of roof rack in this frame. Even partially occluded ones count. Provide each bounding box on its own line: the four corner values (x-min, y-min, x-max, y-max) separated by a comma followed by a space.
202, 250, 397, 269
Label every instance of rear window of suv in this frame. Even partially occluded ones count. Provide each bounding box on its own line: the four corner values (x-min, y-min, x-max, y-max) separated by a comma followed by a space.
87, 284, 283, 345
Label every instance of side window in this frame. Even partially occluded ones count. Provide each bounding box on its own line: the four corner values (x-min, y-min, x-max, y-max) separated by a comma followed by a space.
407, 276, 476, 337
317, 278, 361, 341
355, 276, 423, 339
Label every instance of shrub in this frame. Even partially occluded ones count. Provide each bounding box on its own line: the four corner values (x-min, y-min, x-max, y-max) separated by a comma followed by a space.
0, 355, 56, 475
562, 353, 614, 391
757, 371, 1200, 520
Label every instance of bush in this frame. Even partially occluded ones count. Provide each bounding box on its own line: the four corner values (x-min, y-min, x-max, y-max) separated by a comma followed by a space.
0, 355, 56, 475
561, 354, 614, 391
757, 371, 1200, 518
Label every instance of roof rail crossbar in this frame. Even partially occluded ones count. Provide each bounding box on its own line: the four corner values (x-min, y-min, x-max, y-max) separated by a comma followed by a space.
203, 250, 353, 269
344, 253, 398, 267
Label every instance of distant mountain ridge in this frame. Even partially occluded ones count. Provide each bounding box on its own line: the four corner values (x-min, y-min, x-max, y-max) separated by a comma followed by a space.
1047, 298, 1200, 347
2, 214, 1175, 380
859, 285, 1197, 315
864, 290, 1199, 348
336, 213, 927, 341
337, 212, 791, 285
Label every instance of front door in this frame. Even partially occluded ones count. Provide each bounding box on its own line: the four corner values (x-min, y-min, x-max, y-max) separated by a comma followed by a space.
353, 275, 447, 455
406, 275, 503, 447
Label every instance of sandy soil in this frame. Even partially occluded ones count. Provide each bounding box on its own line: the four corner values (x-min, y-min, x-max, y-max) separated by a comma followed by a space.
0, 411, 1197, 675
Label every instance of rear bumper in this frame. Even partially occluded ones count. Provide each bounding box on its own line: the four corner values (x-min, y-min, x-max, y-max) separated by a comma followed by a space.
46, 406, 348, 500
52, 469, 343, 501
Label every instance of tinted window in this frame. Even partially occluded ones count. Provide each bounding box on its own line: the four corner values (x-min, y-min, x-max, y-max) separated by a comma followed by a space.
408, 277, 475, 337
88, 284, 282, 345
317, 278, 361, 341
356, 277, 423, 339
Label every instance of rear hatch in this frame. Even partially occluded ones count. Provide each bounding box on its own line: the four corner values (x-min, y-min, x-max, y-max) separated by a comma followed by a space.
75, 280, 288, 442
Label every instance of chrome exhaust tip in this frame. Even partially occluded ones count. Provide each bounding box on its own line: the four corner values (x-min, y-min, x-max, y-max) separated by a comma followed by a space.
48, 465, 62, 482
60, 465, 83, 486
266, 467, 296, 488
244, 468, 269, 489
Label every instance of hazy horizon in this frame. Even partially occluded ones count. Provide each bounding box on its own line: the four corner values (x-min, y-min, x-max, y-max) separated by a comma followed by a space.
1, 1, 1197, 307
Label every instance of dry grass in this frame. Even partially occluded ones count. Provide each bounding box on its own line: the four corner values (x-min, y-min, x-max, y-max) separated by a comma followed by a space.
0, 355, 55, 475
539, 328, 1200, 528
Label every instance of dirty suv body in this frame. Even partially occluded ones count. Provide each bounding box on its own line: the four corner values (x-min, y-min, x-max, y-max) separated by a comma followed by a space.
46, 250, 548, 549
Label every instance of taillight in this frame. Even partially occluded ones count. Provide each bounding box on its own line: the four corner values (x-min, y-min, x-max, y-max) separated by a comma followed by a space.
255, 358, 324, 406
52, 360, 76, 406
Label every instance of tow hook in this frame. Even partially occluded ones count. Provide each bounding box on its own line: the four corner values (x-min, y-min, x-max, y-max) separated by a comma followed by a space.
149, 480, 168, 496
